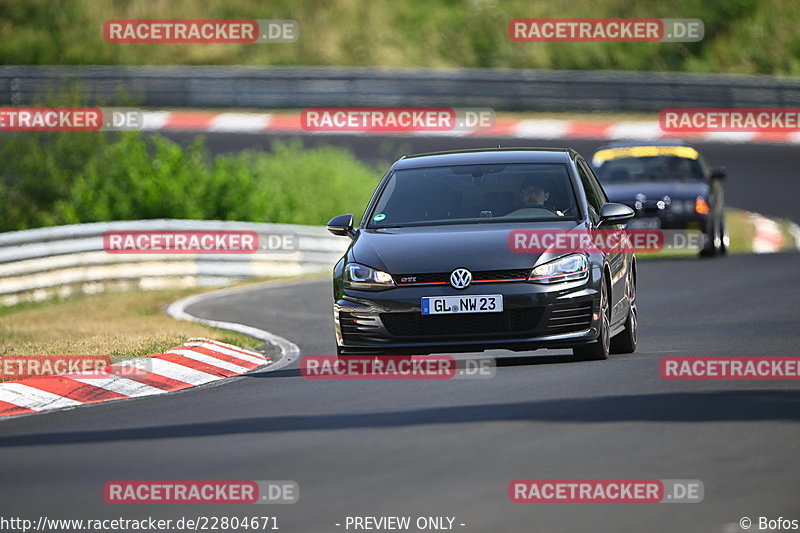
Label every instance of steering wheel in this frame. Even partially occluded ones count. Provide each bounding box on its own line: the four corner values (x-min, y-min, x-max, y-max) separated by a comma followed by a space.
560, 205, 578, 217
530, 203, 564, 215
506, 205, 561, 217
540, 204, 563, 215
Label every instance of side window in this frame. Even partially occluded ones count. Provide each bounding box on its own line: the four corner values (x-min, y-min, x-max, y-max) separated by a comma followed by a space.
697, 155, 711, 178
576, 159, 603, 216
583, 160, 609, 205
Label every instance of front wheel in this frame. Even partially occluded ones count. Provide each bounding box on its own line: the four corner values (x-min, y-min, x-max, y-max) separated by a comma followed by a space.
719, 215, 729, 256
610, 276, 637, 354
573, 280, 610, 361
699, 214, 724, 257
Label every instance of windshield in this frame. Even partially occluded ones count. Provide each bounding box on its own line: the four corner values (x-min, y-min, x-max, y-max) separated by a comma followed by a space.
595, 155, 705, 183
367, 163, 579, 228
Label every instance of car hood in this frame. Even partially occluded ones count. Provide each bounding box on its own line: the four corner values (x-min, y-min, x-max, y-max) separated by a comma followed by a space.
603, 181, 709, 203
350, 221, 582, 274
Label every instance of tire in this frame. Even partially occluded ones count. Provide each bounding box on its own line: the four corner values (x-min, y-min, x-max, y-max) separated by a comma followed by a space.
719, 215, 729, 256
573, 280, 610, 361
610, 275, 637, 354
699, 214, 723, 257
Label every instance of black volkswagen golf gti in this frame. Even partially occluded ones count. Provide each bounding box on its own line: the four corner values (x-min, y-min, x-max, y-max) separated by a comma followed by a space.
327, 148, 638, 360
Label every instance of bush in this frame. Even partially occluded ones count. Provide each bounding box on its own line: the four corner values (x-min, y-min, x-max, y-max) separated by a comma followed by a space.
0, 130, 110, 231
0, 131, 382, 231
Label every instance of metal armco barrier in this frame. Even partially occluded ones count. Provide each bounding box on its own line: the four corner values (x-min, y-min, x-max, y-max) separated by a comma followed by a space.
2, 66, 799, 112
0, 220, 348, 306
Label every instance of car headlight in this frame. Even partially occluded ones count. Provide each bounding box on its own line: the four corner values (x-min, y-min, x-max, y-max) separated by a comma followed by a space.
528, 253, 589, 284
343, 263, 395, 290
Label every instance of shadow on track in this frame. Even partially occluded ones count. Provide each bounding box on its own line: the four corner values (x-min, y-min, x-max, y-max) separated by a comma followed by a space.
2, 390, 799, 447
251, 353, 585, 379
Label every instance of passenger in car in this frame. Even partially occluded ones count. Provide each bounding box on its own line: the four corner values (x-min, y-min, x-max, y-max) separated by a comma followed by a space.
520, 176, 551, 207
519, 176, 565, 216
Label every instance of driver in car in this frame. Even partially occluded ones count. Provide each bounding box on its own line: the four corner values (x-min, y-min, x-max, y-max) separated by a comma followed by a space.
520, 176, 565, 216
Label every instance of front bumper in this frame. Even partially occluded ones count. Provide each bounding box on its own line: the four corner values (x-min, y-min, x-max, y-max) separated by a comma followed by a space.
625, 206, 711, 232
334, 271, 602, 355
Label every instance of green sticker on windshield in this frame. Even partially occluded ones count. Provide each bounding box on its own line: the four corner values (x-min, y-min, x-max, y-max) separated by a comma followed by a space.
373, 213, 386, 221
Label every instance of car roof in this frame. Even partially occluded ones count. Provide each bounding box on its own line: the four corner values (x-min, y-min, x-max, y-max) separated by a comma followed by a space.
594, 140, 694, 151
392, 148, 578, 170
591, 142, 702, 167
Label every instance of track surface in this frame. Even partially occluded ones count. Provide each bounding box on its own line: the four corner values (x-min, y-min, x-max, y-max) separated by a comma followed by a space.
1, 133, 799, 533
1, 252, 799, 532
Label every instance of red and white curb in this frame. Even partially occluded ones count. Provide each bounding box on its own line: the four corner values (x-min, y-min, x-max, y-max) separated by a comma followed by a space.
748, 212, 787, 254
0, 338, 270, 418
165, 280, 301, 372
140, 111, 800, 145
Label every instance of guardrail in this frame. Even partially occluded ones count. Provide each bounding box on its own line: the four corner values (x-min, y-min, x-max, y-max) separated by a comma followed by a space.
2, 66, 799, 112
0, 220, 348, 306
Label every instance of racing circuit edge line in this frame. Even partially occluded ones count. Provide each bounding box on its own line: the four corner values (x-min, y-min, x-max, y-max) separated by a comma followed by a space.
0, 338, 272, 420
139, 112, 800, 145
165, 278, 302, 373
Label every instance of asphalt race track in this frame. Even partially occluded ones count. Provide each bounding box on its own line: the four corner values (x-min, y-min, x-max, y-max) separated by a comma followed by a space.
1, 135, 799, 533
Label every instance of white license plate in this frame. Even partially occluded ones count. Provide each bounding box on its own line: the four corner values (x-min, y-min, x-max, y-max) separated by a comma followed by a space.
421, 295, 503, 315
627, 217, 661, 229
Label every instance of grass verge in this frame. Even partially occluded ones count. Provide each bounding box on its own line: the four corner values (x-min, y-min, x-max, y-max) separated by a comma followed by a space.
0, 287, 262, 363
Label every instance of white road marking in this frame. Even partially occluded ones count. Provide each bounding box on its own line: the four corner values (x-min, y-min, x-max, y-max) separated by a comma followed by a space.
191, 341, 268, 366
114, 357, 219, 386
68, 374, 167, 398
167, 281, 301, 372
140, 111, 172, 131
513, 119, 570, 139
167, 349, 251, 374
607, 121, 663, 140
0, 383, 83, 411
209, 113, 272, 132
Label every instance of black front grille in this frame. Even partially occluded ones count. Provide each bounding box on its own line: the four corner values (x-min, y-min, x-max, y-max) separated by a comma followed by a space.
339, 312, 382, 343
380, 308, 543, 339
395, 269, 530, 285
544, 301, 594, 334
473, 269, 531, 282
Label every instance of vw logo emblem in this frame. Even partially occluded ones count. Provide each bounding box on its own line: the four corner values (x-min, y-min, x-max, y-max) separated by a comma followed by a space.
450, 268, 472, 289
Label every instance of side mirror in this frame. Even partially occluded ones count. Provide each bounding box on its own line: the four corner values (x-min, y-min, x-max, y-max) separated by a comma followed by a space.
711, 166, 727, 179
327, 214, 355, 238
599, 203, 635, 226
